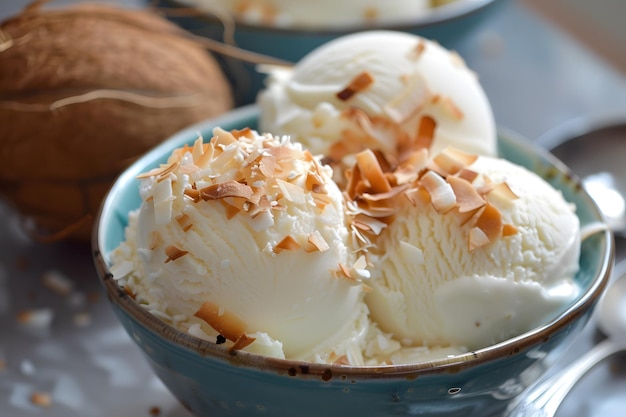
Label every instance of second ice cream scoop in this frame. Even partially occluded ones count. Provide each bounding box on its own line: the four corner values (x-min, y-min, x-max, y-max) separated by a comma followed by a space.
351, 149, 581, 350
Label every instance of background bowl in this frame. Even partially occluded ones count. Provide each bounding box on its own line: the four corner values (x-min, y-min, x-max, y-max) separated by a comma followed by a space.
151, 0, 505, 105
93, 105, 613, 417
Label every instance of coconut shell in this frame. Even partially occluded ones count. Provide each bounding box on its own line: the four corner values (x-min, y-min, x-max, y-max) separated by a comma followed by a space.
0, 2, 234, 242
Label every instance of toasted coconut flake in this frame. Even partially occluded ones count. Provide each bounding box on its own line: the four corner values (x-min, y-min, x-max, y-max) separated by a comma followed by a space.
274, 235, 301, 253
353, 255, 371, 279
404, 186, 431, 207
229, 333, 257, 352
502, 224, 518, 237
351, 224, 371, 247
407, 39, 427, 60
458, 205, 484, 227
220, 199, 242, 219
446, 176, 486, 213
437, 95, 464, 120
332, 354, 351, 365
276, 179, 306, 204
363, 7, 379, 21
420, 171, 456, 213
353, 202, 399, 218
200, 181, 253, 200
361, 183, 410, 202
474, 202, 503, 243
195, 143, 215, 169
305, 231, 330, 253
312, 192, 333, 210
449, 50, 467, 68
431, 149, 475, 176
136, 161, 179, 180
194, 301, 247, 342
475, 182, 495, 196
432, 147, 478, 175
16, 309, 53, 328
191, 136, 205, 160
337, 263, 356, 282
327, 139, 353, 164
30, 392, 52, 408
394, 149, 429, 184
355, 149, 392, 194
175, 213, 194, 232
393, 167, 419, 185
164, 245, 188, 263
445, 147, 478, 165
345, 162, 363, 200
123, 286, 137, 300
303, 149, 316, 163
148, 231, 161, 251
399, 147, 429, 169
353, 213, 389, 235
212, 127, 238, 147
373, 119, 410, 156
184, 188, 201, 202
458, 168, 479, 183
258, 154, 277, 177
336, 71, 374, 101
468, 227, 490, 251
247, 209, 275, 231
231, 127, 253, 139
268, 146, 303, 165
179, 164, 200, 176
248, 195, 272, 217
414, 115, 437, 150
110, 261, 134, 280
306, 171, 325, 193
490, 182, 519, 201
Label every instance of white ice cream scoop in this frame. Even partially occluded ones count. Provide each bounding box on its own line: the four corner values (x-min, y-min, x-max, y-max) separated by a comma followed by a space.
110, 128, 369, 360
364, 154, 581, 350
258, 30, 496, 162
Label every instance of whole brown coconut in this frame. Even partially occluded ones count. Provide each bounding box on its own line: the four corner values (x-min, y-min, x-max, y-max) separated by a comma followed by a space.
0, 1, 234, 242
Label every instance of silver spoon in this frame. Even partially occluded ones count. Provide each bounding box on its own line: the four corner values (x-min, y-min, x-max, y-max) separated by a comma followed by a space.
538, 116, 626, 237
505, 119, 626, 416
504, 262, 626, 417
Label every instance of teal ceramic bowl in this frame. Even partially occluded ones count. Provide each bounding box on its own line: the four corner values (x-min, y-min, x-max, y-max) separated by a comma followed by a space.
151, 0, 505, 105
93, 105, 613, 417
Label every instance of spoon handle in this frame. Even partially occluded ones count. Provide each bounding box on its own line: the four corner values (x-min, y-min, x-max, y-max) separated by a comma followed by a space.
505, 339, 626, 417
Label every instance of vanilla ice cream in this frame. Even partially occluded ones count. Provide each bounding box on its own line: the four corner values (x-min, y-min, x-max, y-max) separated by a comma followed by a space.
351, 147, 581, 350
258, 31, 496, 167
109, 30, 584, 366
110, 128, 370, 361
175, 0, 458, 29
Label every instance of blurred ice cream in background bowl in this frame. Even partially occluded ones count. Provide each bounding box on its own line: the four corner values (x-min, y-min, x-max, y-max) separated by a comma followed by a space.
93, 31, 613, 416
149, 0, 504, 104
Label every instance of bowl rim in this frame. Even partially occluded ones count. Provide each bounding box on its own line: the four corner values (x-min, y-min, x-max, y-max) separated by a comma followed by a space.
93, 104, 614, 379
536, 112, 626, 151
154, 0, 499, 35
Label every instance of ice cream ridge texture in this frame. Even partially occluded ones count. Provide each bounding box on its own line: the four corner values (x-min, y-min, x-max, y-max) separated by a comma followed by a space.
111, 31, 581, 365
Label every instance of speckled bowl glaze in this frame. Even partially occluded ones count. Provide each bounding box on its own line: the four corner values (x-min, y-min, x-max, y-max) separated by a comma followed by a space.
93, 105, 613, 417
152, 0, 504, 105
